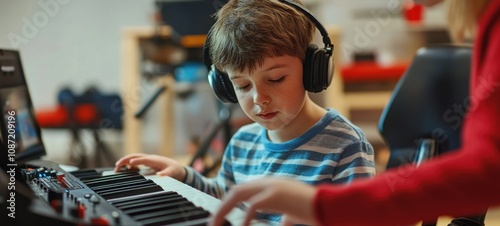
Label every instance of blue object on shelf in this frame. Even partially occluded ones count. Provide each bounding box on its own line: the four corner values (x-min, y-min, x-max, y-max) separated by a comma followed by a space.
174, 62, 208, 83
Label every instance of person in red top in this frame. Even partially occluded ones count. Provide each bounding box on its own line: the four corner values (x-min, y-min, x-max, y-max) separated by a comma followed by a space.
209, 0, 500, 225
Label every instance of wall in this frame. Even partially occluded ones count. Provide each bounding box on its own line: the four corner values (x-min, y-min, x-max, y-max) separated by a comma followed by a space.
314, 0, 447, 64
0, 0, 157, 164
0, 0, 156, 107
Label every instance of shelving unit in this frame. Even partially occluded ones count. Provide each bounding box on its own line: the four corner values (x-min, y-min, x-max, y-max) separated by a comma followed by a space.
121, 26, 176, 157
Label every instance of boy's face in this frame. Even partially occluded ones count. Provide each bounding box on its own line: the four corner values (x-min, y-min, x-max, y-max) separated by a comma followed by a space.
226, 55, 306, 131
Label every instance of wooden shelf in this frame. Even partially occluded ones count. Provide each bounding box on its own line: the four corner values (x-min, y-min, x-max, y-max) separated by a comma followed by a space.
121, 26, 176, 157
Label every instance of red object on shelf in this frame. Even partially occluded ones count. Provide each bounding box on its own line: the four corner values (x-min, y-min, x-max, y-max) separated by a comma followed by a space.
340, 62, 409, 83
36, 104, 99, 128
403, 0, 424, 23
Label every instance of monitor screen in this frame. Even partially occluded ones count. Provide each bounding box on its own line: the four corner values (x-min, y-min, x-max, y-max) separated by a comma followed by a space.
156, 0, 229, 36
0, 49, 45, 171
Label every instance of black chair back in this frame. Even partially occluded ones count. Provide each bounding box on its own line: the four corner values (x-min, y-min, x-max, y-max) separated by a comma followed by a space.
379, 45, 471, 169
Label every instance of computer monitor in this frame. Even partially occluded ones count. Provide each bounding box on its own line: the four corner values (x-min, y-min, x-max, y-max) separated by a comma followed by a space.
0, 49, 45, 171
156, 0, 229, 36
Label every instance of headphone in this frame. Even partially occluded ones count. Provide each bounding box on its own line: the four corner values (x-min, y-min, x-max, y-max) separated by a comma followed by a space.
203, 0, 334, 103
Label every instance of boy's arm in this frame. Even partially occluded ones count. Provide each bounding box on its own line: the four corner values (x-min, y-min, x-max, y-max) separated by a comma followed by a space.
331, 140, 376, 184
183, 148, 236, 199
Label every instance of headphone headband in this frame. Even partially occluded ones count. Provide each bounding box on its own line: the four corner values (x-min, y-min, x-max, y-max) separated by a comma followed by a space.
204, 0, 335, 103
277, 0, 332, 50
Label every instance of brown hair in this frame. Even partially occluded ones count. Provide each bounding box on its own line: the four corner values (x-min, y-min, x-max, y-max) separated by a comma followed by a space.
446, 0, 490, 42
208, 0, 315, 73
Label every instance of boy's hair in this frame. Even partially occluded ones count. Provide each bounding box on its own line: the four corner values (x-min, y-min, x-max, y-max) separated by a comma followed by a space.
209, 0, 315, 73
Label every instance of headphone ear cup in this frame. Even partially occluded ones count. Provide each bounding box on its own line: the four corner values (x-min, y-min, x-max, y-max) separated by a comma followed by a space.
208, 65, 238, 103
316, 48, 333, 91
303, 44, 317, 92
304, 44, 333, 93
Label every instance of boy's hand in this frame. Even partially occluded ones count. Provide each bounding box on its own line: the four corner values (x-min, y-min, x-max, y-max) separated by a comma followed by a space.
114, 153, 186, 181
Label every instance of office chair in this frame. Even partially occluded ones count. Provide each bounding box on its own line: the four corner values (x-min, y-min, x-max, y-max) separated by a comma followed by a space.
378, 45, 487, 226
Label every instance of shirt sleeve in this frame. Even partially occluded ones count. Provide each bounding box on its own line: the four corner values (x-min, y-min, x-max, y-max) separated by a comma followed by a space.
183, 145, 236, 199
331, 139, 376, 184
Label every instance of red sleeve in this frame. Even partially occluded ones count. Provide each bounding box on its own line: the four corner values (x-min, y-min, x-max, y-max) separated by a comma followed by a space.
313, 1, 500, 225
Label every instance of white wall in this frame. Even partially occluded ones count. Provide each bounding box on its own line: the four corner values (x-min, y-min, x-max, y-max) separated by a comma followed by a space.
0, 0, 156, 107
0, 0, 157, 164
313, 0, 446, 64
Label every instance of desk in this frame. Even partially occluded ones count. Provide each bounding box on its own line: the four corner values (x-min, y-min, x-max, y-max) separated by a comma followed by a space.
121, 26, 175, 157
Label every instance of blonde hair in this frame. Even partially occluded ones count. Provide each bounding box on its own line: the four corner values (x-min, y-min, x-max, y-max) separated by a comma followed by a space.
209, 0, 315, 73
446, 0, 490, 42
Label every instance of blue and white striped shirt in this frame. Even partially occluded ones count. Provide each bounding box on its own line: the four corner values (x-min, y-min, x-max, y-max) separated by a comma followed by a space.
184, 108, 375, 223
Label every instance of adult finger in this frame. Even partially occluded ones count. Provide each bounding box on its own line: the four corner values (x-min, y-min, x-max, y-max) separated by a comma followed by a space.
210, 184, 263, 226
242, 188, 276, 226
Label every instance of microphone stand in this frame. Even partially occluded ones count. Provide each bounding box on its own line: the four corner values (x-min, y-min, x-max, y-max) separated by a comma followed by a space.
135, 85, 167, 119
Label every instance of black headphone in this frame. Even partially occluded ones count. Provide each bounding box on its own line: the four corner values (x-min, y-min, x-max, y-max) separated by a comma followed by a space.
203, 0, 334, 103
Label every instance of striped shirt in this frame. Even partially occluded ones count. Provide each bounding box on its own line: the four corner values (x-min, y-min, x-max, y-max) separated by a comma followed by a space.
184, 108, 375, 224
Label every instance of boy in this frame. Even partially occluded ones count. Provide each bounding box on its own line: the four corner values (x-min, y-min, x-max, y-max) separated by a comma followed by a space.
114, 0, 375, 224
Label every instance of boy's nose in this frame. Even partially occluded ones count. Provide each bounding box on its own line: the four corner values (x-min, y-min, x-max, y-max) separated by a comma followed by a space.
253, 88, 270, 106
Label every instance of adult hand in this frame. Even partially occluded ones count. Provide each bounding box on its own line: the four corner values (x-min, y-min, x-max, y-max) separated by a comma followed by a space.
114, 153, 186, 181
209, 177, 318, 226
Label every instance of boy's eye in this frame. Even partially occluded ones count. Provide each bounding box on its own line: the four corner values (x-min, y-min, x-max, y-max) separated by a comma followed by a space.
235, 84, 250, 91
270, 77, 285, 83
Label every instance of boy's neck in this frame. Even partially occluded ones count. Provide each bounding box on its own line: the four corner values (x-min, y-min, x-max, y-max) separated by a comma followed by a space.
267, 97, 327, 143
